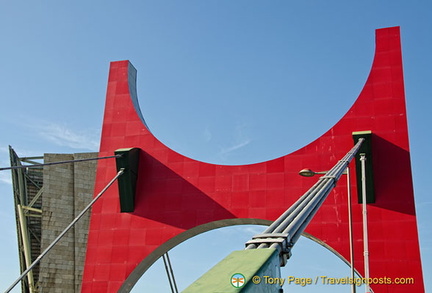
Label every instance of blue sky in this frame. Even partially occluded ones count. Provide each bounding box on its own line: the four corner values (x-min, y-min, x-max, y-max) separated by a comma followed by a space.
0, 1, 431, 292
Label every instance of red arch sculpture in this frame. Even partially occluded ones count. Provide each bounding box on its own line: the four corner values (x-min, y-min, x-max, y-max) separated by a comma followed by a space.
81, 26, 424, 292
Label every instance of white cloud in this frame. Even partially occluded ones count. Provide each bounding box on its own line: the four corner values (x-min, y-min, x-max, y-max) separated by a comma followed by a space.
0, 148, 12, 184
203, 127, 212, 142
36, 122, 99, 151
0, 146, 8, 154
218, 123, 252, 160
220, 139, 251, 155
242, 225, 267, 236
0, 172, 12, 185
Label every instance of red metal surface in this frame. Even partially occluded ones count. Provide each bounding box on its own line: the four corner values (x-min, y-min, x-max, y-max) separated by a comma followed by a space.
81, 26, 424, 292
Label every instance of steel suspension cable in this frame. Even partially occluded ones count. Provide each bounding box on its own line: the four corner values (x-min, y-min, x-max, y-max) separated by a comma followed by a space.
162, 252, 179, 293
1, 154, 122, 171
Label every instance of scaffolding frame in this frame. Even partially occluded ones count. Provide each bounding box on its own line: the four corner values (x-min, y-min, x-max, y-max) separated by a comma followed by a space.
9, 146, 43, 293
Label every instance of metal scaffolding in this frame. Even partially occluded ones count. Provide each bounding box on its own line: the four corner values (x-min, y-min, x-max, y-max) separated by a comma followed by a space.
9, 147, 44, 293
5, 148, 122, 293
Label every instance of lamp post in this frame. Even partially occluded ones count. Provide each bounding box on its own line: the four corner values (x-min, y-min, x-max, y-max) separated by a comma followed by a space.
360, 154, 371, 293
299, 167, 356, 293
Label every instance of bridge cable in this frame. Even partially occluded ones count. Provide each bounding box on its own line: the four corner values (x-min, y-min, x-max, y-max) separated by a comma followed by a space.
0, 154, 122, 171
162, 252, 179, 293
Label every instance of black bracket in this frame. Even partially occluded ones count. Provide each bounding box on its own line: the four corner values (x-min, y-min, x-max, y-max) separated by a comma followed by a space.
352, 131, 375, 203
115, 148, 140, 212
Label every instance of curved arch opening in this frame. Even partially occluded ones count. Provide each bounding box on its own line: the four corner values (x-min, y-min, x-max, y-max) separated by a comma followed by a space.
121, 218, 271, 291
123, 222, 366, 292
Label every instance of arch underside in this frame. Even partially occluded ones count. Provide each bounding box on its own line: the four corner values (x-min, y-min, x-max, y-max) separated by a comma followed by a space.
121, 219, 271, 291
120, 219, 363, 291
81, 26, 425, 292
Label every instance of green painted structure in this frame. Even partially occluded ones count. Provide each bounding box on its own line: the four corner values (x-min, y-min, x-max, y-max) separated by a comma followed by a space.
182, 248, 282, 293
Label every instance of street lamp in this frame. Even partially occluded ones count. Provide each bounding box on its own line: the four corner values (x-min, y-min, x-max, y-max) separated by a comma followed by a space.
298, 168, 326, 177
299, 167, 356, 293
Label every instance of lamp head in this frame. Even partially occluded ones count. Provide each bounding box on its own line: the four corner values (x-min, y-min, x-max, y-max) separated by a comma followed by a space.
298, 168, 316, 177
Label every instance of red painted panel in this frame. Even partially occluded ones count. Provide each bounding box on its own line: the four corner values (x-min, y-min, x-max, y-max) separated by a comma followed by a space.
81, 27, 424, 292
